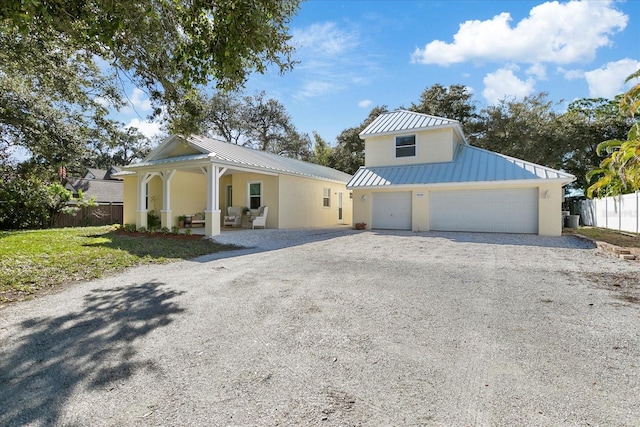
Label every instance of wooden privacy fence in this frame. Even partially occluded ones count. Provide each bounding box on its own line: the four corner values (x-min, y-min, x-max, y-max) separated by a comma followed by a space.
55, 203, 124, 228
580, 192, 640, 234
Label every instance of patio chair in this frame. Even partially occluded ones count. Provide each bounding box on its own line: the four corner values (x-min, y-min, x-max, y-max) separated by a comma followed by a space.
251, 206, 268, 229
223, 206, 243, 227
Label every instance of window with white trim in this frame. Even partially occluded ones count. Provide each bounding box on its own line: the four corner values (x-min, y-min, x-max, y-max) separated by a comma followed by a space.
395, 135, 416, 157
248, 182, 262, 209
323, 188, 331, 207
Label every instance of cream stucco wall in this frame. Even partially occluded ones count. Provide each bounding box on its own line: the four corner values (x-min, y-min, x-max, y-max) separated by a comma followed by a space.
364, 128, 456, 167
352, 183, 566, 236
122, 175, 138, 225
168, 171, 207, 220
278, 175, 352, 228
124, 169, 352, 231
122, 171, 207, 228
537, 183, 563, 237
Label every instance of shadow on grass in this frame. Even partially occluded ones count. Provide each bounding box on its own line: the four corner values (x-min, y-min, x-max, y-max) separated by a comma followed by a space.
85, 231, 240, 260
0, 282, 184, 426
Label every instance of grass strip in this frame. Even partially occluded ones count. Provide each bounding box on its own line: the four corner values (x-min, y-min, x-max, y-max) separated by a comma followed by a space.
0, 226, 237, 303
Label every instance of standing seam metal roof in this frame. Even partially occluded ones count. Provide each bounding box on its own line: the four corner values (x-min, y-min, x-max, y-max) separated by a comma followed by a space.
360, 109, 460, 137
184, 135, 352, 182
346, 144, 575, 188
125, 135, 353, 184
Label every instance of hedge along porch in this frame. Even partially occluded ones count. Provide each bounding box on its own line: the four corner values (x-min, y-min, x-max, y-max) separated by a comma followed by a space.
116, 135, 353, 236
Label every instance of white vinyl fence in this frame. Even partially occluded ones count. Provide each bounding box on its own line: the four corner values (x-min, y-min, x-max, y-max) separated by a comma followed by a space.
580, 192, 640, 233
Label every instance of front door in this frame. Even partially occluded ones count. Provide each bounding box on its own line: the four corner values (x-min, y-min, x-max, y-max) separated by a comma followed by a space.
338, 191, 343, 224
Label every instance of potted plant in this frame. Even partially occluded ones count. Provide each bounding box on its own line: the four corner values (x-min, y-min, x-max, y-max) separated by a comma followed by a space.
243, 207, 251, 216
177, 215, 186, 228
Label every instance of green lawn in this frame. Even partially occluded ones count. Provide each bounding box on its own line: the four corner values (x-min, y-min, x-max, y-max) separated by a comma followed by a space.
0, 226, 238, 304
574, 227, 640, 248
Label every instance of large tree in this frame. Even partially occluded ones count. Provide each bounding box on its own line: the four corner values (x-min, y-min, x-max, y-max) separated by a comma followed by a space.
1, 0, 301, 170
471, 93, 564, 170
328, 106, 388, 175
309, 131, 332, 167
0, 24, 121, 174
558, 98, 630, 191
587, 69, 640, 197
410, 83, 479, 135
199, 91, 311, 159
1, 1, 300, 123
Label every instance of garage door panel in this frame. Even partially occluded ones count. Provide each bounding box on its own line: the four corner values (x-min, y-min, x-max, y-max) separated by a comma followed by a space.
373, 192, 412, 230
430, 188, 538, 234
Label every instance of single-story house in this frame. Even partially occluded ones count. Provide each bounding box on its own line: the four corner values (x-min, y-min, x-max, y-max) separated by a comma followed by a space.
347, 110, 575, 236
116, 134, 353, 236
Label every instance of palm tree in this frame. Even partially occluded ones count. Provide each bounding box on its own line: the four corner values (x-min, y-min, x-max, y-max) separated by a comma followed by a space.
587, 69, 640, 197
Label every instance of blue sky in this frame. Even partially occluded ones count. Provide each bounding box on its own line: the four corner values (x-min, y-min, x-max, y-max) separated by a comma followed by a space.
124, 0, 639, 146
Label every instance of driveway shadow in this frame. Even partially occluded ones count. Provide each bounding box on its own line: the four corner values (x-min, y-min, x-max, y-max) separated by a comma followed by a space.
371, 230, 597, 249
194, 227, 360, 262
0, 282, 184, 427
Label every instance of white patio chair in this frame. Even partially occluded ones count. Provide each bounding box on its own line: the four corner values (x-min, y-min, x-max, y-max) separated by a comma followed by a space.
223, 206, 243, 227
251, 207, 268, 229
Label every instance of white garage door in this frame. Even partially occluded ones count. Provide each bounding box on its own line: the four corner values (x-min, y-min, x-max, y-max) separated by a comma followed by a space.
372, 192, 412, 230
430, 188, 538, 234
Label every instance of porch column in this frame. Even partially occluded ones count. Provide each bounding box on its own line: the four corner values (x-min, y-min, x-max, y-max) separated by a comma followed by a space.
160, 169, 176, 229
135, 172, 155, 229
203, 164, 227, 237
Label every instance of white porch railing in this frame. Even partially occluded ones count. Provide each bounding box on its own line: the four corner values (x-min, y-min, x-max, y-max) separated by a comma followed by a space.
580, 192, 640, 234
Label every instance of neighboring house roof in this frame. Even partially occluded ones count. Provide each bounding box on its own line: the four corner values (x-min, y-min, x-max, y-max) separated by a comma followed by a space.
347, 144, 575, 189
66, 178, 124, 204
359, 109, 465, 141
84, 167, 122, 180
125, 134, 353, 183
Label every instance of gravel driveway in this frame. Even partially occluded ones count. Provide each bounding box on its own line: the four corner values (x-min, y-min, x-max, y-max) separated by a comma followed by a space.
1, 228, 639, 426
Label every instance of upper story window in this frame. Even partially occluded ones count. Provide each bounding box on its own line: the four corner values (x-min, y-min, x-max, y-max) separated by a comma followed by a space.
395, 135, 416, 158
248, 182, 262, 209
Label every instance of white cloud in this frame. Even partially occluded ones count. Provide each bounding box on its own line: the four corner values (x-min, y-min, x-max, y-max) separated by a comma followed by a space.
559, 67, 585, 80
128, 88, 152, 113
482, 67, 536, 104
584, 58, 640, 98
94, 96, 112, 108
292, 22, 358, 57
296, 81, 342, 100
125, 119, 163, 139
526, 63, 547, 80
412, 0, 627, 66
358, 99, 373, 108
290, 22, 379, 100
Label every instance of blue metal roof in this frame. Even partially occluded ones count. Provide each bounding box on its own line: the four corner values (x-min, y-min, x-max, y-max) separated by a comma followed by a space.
359, 109, 461, 137
347, 144, 575, 188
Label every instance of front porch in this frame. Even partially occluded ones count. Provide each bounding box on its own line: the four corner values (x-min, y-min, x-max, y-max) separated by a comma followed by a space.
127, 162, 277, 237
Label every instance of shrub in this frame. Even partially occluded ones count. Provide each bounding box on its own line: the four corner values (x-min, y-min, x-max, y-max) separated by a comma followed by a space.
160, 226, 170, 235
147, 210, 161, 229
171, 226, 179, 234
184, 228, 192, 236
137, 226, 148, 233
124, 223, 137, 232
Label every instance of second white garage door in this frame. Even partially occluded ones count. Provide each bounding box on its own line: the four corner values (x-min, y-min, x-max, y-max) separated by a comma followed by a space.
429, 188, 538, 234
372, 192, 412, 230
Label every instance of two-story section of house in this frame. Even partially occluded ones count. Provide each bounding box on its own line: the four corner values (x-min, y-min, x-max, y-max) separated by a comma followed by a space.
347, 110, 575, 236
